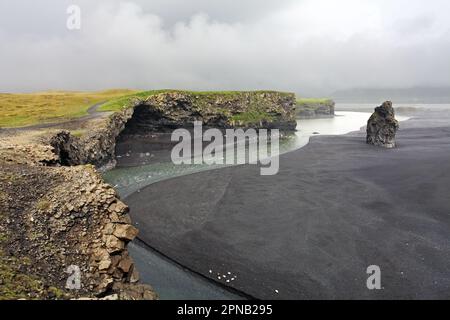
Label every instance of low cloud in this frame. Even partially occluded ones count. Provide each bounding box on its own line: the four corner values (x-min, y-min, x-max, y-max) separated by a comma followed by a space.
1, 0, 450, 95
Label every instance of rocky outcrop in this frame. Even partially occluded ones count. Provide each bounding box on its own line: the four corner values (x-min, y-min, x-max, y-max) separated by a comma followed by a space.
366, 101, 399, 148
49, 108, 134, 169
296, 99, 335, 118
0, 159, 157, 300
121, 91, 297, 135
0, 125, 156, 299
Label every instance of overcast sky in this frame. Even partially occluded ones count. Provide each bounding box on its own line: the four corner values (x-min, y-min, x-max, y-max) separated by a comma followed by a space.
1, 0, 450, 95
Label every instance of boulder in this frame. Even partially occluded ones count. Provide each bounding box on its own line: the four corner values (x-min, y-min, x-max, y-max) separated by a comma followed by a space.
118, 258, 133, 273
367, 101, 399, 148
98, 258, 112, 271
105, 235, 125, 253
113, 224, 139, 241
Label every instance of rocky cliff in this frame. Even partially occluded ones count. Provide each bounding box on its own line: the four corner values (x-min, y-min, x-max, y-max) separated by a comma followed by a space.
0, 90, 296, 299
48, 91, 296, 169
0, 155, 157, 299
48, 108, 134, 169
296, 99, 335, 118
121, 91, 297, 135
0, 111, 144, 299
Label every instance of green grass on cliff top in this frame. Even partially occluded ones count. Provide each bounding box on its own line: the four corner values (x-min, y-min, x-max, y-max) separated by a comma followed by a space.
0, 89, 138, 128
230, 110, 274, 123
99, 89, 295, 112
0, 89, 294, 128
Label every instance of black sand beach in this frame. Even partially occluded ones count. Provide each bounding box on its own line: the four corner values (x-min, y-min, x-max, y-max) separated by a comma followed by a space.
126, 111, 450, 299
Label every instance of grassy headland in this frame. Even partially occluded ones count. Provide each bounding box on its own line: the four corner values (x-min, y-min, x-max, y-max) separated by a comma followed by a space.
0, 89, 138, 128
99, 90, 293, 112
0, 89, 295, 128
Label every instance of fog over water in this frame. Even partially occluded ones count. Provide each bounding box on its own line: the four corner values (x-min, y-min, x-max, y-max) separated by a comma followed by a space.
1, 0, 450, 95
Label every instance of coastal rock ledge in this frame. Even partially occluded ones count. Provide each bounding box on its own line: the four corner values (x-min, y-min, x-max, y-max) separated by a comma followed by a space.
367, 101, 399, 148
0, 159, 157, 300
122, 91, 297, 135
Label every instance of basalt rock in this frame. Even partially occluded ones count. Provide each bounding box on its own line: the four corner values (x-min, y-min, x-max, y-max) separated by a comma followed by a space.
0, 161, 157, 300
47, 108, 135, 169
121, 91, 297, 135
367, 101, 399, 148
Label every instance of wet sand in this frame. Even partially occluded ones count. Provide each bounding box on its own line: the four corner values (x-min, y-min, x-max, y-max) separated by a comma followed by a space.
126, 111, 450, 299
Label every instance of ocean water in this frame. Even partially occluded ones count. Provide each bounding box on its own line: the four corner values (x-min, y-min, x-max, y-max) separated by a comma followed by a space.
336, 103, 450, 113
102, 111, 409, 300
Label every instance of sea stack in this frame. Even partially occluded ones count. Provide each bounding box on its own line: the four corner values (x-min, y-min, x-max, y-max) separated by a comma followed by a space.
366, 101, 399, 148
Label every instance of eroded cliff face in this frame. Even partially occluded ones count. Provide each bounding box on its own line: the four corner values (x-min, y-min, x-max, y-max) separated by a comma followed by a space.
121, 91, 297, 135
49, 108, 135, 169
0, 159, 157, 299
0, 110, 156, 299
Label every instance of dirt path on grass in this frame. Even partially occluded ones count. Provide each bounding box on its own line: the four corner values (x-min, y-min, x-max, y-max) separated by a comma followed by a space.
0, 101, 111, 133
